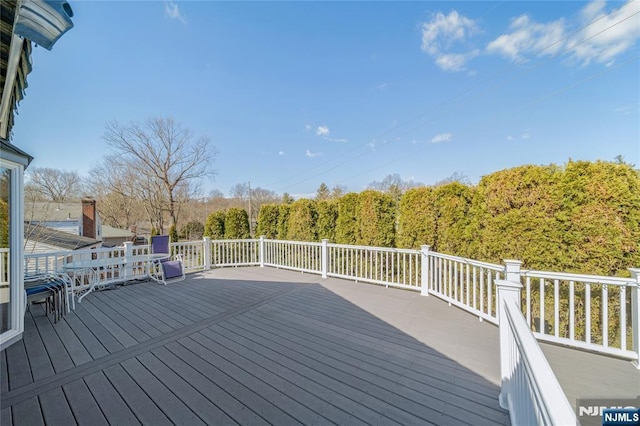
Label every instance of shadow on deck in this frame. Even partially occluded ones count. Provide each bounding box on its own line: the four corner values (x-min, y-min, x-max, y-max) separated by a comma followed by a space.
1, 267, 637, 425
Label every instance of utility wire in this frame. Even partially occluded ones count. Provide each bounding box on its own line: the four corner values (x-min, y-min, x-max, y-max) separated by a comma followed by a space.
270, 2, 638, 192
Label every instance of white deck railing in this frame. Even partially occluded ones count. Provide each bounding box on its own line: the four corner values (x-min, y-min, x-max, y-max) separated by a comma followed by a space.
498, 279, 577, 426
263, 239, 322, 274
521, 269, 639, 360
425, 249, 504, 324
327, 243, 421, 290
171, 240, 206, 272
23, 237, 639, 364
211, 239, 260, 267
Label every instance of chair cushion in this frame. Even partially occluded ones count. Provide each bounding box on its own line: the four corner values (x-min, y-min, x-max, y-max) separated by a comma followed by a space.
162, 261, 183, 280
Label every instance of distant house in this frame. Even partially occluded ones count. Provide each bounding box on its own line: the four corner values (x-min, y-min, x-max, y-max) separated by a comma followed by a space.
24, 223, 99, 254
102, 225, 135, 247
25, 198, 102, 241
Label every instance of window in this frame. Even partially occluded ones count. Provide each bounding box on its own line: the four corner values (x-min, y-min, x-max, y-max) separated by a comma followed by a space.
0, 167, 10, 333
0, 159, 25, 350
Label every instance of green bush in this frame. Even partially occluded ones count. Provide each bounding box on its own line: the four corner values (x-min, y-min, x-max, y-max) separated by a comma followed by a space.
168, 224, 179, 243
204, 210, 226, 239
356, 190, 396, 247
474, 164, 562, 269
434, 182, 475, 257
397, 187, 437, 249
256, 204, 279, 239
287, 199, 318, 241
277, 204, 291, 240
224, 208, 250, 239
555, 160, 640, 276
335, 193, 359, 245
316, 200, 338, 241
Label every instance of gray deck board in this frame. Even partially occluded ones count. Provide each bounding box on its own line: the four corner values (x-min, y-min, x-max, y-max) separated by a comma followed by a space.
10, 397, 43, 426
62, 310, 110, 360
1, 349, 7, 393
136, 351, 237, 425
39, 387, 76, 426
230, 312, 502, 418
3, 340, 32, 390
101, 363, 173, 426
20, 311, 54, 382
151, 345, 270, 426
0, 406, 10, 425
120, 357, 206, 425
163, 340, 298, 425
62, 379, 109, 426
92, 289, 172, 335
83, 370, 141, 425
32, 309, 74, 374
3, 267, 634, 425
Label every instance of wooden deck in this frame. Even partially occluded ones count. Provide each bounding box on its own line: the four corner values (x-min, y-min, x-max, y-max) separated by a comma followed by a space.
1, 267, 637, 425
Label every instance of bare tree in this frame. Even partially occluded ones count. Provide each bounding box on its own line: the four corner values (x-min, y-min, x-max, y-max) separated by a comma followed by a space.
103, 117, 217, 233
26, 167, 83, 202
368, 173, 422, 201
87, 155, 143, 229
433, 172, 471, 187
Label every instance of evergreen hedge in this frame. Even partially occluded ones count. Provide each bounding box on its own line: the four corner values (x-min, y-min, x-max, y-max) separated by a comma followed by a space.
356, 190, 396, 247
286, 199, 318, 241
224, 208, 250, 239
256, 204, 279, 239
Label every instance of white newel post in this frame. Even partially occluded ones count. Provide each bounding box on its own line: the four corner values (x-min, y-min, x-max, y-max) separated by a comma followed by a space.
321, 239, 328, 279
259, 236, 265, 268
497, 259, 522, 410
203, 237, 211, 270
421, 245, 431, 296
630, 268, 640, 368
123, 241, 133, 279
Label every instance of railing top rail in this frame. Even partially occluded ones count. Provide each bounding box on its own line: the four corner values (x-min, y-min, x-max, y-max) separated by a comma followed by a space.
429, 251, 504, 271
265, 239, 322, 246
521, 269, 637, 286
326, 243, 420, 254
211, 239, 260, 244
503, 297, 577, 425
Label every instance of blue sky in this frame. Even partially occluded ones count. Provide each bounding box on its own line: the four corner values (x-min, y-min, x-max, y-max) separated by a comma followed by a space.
13, 0, 640, 198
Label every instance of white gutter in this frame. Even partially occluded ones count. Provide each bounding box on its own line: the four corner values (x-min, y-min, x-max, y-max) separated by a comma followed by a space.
0, 33, 26, 140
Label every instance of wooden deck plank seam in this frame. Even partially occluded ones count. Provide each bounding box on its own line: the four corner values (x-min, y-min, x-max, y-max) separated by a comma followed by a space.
1, 282, 310, 408
243, 302, 496, 388
195, 325, 440, 426
208, 320, 503, 425
232, 312, 501, 409
163, 340, 302, 426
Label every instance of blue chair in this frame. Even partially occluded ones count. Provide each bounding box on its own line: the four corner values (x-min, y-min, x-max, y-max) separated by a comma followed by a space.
24, 273, 72, 323
149, 235, 185, 284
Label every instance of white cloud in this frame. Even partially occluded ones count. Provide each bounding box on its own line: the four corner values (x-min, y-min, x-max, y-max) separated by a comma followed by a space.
431, 133, 452, 143
278, 151, 285, 156
165, 1, 187, 25
316, 125, 330, 136
487, 1, 640, 67
305, 124, 312, 131
487, 15, 565, 63
435, 50, 480, 71
567, 0, 640, 66
421, 11, 480, 72
521, 132, 531, 139
323, 137, 348, 143
306, 149, 322, 158
507, 135, 514, 141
